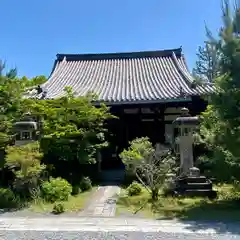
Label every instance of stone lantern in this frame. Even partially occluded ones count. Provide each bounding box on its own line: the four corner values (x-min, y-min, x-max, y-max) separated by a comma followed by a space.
169, 107, 217, 198
173, 107, 199, 176
13, 112, 39, 146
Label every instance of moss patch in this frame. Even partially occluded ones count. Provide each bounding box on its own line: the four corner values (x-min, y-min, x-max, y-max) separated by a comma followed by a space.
116, 184, 240, 221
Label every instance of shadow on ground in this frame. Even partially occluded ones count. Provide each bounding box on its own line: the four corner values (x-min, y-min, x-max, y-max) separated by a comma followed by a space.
154, 198, 240, 235
0, 204, 30, 216
178, 220, 240, 235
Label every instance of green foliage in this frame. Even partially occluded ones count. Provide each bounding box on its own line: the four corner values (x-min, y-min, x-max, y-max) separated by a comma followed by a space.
0, 133, 13, 151
24, 87, 113, 165
0, 188, 20, 209
41, 177, 72, 202
127, 181, 142, 196
120, 137, 154, 172
193, 40, 221, 82
79, 177, 92, 192
72, 185, 80, 195
0, 60, 109, 204
197, 1, 240, 182
218, 185, 240, 201
4, 142, 46, 196
120, 137, 176, 200
0, 62, 23, 149
52, 202, 65, 214
21, 75, 47, 88
0, 61, 47, 152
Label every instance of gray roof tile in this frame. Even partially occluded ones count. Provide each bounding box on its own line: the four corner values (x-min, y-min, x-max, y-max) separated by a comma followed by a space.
29, 48, 214, 104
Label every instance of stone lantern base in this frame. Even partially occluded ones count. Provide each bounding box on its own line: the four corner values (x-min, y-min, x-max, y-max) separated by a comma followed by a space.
166, 167, 217, 199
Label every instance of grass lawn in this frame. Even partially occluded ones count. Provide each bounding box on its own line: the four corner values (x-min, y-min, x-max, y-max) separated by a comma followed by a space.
116, 184, 240, 221
29, 186, 97, 214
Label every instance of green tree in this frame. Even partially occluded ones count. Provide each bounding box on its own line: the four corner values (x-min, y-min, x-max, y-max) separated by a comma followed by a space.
120, 137, 176, 200
0, 61, 23, 149
4, 142, 46, 197
193, 33, 221, 82
23, 87, 114, 165
198, 0, 240, 181
21, 75, 47, 88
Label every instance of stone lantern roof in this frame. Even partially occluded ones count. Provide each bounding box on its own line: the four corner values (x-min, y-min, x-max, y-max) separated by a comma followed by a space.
173, 107, 199, 126
13, 112, 38, 130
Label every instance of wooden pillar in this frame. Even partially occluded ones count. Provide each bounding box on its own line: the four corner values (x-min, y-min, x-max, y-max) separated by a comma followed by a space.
153, 104, 165, 143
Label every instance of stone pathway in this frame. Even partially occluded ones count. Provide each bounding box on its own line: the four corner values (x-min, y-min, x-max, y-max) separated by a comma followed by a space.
80, 185, 121, 217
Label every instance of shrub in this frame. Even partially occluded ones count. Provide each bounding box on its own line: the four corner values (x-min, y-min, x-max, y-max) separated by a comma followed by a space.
79, 177, 92, 192
29, 187, 42, 201
52, 202, 65, 214
4, 142, 46, 197
72, 185, 80, 195
41, 177, 72, 202
127, 181, 142, 196
0, 188, 19, 208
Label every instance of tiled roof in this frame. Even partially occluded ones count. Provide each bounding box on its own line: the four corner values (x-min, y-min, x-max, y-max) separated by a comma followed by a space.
28, 48, 214, 104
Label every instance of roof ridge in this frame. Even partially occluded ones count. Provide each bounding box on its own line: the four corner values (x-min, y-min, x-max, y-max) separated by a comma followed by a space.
172, 52, 194, 84
171, 52, 199, 95
56, 48, 182, 61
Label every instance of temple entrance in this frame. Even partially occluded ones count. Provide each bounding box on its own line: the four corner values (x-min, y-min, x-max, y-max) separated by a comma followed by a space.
100, 145, 125, 170
100, 117, 162, 171
126, 118, 164, 146
100, 118, 125, 170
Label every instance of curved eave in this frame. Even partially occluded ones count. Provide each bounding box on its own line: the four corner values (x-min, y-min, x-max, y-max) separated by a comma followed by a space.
172, 52, 215, 96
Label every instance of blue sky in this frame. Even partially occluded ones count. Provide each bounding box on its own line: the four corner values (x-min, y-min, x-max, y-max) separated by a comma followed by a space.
2, 0, 222, 78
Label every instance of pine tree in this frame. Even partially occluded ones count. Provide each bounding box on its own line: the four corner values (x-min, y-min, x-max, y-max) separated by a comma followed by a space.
193, 33, 221, 82
199, 0, 240, 181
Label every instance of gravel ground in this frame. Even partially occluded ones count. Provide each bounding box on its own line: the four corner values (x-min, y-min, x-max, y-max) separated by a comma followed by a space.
0, 231, 238, 240
0, 216, 239, 239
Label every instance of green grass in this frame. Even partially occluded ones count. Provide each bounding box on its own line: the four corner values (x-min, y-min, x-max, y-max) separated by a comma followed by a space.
29, 187, 97, 213
116, 184, 240, 221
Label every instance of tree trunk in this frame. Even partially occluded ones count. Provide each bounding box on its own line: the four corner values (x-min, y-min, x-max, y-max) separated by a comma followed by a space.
151, 188, 159, 201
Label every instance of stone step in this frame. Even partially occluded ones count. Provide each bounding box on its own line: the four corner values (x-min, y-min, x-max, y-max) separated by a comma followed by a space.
176, 182, 212, 190
180, 189, 217, 198
178, 176, 208, 184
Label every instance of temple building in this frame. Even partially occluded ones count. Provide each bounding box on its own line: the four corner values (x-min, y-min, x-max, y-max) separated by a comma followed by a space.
29, 47, 213, 169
